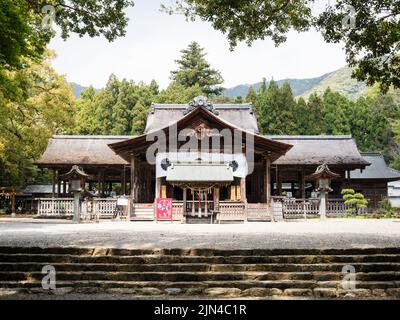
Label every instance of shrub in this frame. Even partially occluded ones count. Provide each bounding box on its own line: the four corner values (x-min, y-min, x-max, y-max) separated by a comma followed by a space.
376, 197, 395, 217
341, 189, 368, 215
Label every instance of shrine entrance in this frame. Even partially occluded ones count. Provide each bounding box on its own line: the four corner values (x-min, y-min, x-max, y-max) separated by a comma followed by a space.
170, 183, 226, 224
183, 188, 216, 223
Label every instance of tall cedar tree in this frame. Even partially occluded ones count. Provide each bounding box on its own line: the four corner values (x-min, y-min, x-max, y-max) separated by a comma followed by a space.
255, 80, 297, 135
171, 42, 224, 96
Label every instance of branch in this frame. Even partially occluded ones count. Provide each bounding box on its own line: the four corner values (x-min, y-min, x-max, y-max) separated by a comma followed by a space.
55, 1, 102, 23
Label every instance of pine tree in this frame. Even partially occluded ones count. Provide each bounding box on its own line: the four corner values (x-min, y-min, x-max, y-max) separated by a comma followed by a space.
131, 100, 148, 135
171, 42, 224, 96
294, 97, 309, 135
234, 96, 243, 103
305, 93, 324, 135
321, 88, 351, 135
259, 77, 267, 93
255, 80, 297, 135
245, 86, 257, 104
156, 82, 204, 104
149, 79, 159, 95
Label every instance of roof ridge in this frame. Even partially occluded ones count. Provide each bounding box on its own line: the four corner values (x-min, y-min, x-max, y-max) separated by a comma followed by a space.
360, 151, 384, 156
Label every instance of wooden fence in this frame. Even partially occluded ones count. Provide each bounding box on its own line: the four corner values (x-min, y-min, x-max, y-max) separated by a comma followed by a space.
246, 203, 272, 221
37, 198, 118, 219
282, 199, 319, 219
37, 198, 74, 216
276, 198, 367, 219
37, 197, 367, 221
217, 201, 246, 222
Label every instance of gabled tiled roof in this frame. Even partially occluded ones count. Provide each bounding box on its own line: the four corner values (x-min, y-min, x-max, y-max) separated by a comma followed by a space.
350, 152, 400, 181
145, 103, 259, 133
36, 135, 131, 166
267, 136, 369, 167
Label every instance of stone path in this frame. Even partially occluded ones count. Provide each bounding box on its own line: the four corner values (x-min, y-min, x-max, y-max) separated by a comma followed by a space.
0, 218, 399, 249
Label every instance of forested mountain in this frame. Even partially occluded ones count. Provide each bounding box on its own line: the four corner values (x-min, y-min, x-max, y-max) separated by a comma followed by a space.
71, 83, 98, 98
72, 66, 368, 101
299, 66, 368, 100
223, 73, 332, 98
222, 66, 374, 100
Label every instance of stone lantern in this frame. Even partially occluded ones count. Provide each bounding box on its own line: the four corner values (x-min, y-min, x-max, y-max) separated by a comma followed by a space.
306, 163, 340, 221
59, 165, 91, 222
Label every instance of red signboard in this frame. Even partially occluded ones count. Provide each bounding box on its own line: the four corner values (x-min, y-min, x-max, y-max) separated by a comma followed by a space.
156, 198, 172, 220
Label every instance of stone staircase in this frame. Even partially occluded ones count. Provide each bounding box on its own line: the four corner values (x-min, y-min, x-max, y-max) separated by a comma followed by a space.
0, 247, 399, 298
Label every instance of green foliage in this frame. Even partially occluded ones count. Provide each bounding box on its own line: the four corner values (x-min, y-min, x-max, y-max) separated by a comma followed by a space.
170, 42, 224, 96
390, 153, 400, 171
316, 0, 400, 92
156, 82, 204, 104
347, 94, 399, 154
0, 52, 75, 186
245, 86, 257, 104
255, 80, 297, 135
210, 96, 235, 104
320, 89, 351, 135
162, 1, 312, 48
164, 0, 400, 91
0, 0, 133, 72
376, 197, 396, 217
341, 188, 368, 214
73, 75, 155, 136
131, 100, 148, 135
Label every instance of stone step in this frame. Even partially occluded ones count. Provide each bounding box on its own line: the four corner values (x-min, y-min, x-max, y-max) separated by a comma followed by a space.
1, 247, 400, 256
1, 262, 399, 273
1, 254, 400, 264
0, 279, 398, 292
1, 271, 400, 282
2, 286, 399, 298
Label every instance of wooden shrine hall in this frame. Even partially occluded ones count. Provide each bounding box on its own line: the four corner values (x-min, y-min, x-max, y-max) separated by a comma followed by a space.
35, 96, 370, 222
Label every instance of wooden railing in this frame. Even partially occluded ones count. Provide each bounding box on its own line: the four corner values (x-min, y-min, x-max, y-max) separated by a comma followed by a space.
37, 198, 74, 216
275, 198, 368, 219
37, 197, 118, 219
218, 201, 246, 222
327, 199, 367, 216
93, 198, 117, 218
246, 203, 271, 221
282, 199, 319, 219
172, 201, 184, 221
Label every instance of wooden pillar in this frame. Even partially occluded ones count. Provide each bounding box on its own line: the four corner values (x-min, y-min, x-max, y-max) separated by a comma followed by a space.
63, 180, 67, 194
97, 172, 101, 196
277, 167, 282, 196
11, 191, 16, 217
205, 191, 208, 216
121, 167, 126, 196
108, 182, 112, 196
52, 169, 56, 198
183, 187, 187, 216
265, 157, 271, 203
147, 169, 152, 202
57, 172, 61, 197
155, 177, 161, 199
192, 190, 195, 215
300, 167, 305, 199
101, 171, 105, 197
130, 154, 136, 202
213, 187, 220, 211
240, 177, 247, 203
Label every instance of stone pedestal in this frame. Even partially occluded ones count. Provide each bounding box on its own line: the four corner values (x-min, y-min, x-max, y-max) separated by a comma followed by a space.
319, 191, 327, 221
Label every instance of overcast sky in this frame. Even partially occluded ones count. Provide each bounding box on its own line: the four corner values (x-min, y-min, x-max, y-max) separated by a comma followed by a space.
48, 0, 346, 89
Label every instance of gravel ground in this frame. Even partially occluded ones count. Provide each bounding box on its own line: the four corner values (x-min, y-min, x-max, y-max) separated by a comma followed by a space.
0, 218, 399, 249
